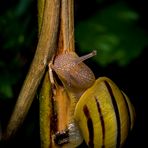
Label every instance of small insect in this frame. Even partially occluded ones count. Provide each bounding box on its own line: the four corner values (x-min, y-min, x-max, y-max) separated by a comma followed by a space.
51, 51, 135, 147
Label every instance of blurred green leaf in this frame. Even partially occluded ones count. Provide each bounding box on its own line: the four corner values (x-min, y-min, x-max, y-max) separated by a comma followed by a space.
0, 83, 13, 99
75, 2, 148, 66
0, 72, 13, 99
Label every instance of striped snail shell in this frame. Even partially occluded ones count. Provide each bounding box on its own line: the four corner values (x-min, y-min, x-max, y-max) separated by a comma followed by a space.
52, 51, 135, 147
74, 77, 135, 148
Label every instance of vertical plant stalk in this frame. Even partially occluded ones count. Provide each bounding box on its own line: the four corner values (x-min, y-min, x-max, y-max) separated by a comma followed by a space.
3, 0, 60, 140
54, 0, 75, 133
58, 0, 74, 53
39, 72, 53, 148
39, 0, 75, 147
54, 0, 76, 147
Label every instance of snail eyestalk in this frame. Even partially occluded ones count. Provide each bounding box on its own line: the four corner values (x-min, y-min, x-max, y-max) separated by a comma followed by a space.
76, 50, 97, 64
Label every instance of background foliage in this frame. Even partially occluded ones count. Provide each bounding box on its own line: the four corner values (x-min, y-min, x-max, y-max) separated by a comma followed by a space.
0, 0, 148, 147
75, 1, 147, 66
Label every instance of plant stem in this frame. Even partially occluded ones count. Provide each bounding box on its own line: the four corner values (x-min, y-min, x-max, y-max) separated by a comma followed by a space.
3, 0, 60, 140
57, 0, 74, 54
39, 0, 75, 147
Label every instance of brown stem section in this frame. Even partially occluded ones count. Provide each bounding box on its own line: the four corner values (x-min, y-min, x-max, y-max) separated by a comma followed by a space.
57, 0, 74, 54
3, 0, 60, 140
51, 0, 76, 147
55, 0, 75, 129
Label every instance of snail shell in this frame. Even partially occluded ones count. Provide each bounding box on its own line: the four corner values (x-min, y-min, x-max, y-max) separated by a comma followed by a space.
74, 77, 135, 148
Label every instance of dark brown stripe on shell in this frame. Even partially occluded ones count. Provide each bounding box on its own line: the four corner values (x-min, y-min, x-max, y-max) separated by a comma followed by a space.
104, 80, 121, 148
121, 92, 131, 130
83, 105, 94, 148
95, 96, 105, 148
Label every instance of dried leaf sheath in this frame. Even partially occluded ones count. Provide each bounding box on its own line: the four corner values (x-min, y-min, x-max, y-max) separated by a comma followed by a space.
40, 72, 72, 148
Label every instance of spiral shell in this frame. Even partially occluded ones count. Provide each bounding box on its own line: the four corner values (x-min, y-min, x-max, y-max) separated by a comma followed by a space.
74, 77, 135, 148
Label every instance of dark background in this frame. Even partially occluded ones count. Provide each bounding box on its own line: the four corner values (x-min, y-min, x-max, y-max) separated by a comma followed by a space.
0, 0, 148, 147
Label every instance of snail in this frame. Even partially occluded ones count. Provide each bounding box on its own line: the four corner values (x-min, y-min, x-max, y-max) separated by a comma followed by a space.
52, 51, 96, 99
51, 51, 135, 148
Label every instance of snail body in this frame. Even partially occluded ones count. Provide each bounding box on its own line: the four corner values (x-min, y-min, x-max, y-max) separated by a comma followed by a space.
52, 51, 135, 147
52, 51, 96, 98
